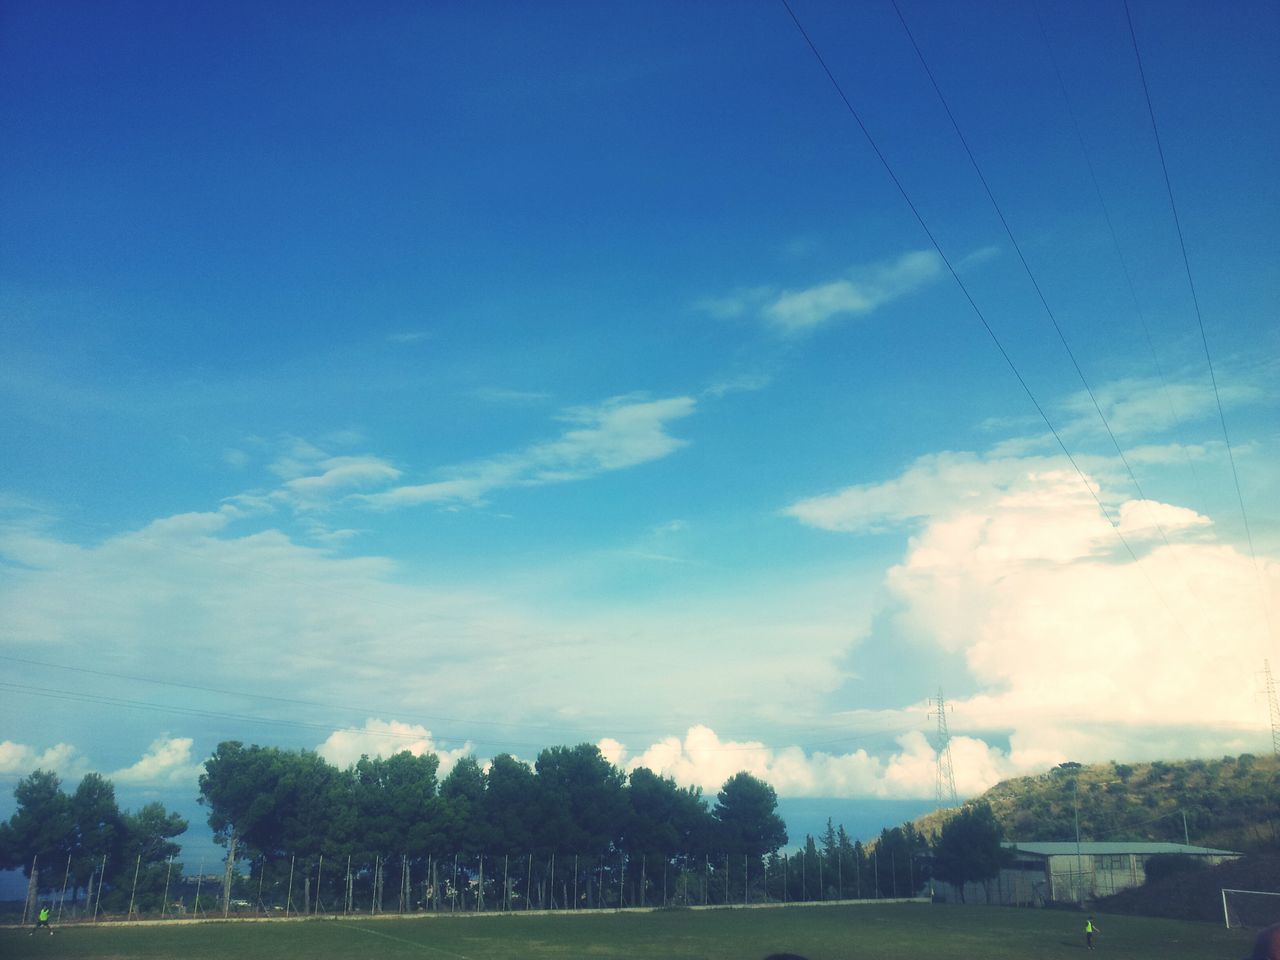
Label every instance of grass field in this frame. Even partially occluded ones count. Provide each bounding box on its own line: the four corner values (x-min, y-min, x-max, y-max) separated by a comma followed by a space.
0, 902, 1254, 959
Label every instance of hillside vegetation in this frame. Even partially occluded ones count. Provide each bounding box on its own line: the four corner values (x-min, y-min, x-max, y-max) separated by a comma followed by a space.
913, 753, 1279, 854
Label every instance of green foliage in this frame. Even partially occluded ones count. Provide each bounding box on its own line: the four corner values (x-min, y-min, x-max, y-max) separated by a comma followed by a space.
0, 770, 73, 876
914, 754, 1280, 856
0, 768, 186, 903
931, 803, 1008, 901
712, 772, 786, 858
192, 738, 793, 912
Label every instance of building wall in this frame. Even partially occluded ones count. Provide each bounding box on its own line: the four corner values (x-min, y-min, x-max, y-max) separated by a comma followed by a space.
938, 851, 1240, 905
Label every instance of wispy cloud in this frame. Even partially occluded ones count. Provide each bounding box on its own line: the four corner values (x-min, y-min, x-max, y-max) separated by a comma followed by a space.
282, 456, 403, 509
1059, 372, 1265, 438
470, 387, 552, 405
764, 250, 942, 333
693, 286, 775, 321
701, 372, 773, 399
358, 394, 696, 510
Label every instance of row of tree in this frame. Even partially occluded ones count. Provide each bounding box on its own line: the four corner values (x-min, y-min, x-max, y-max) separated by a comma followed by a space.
0, 770, 187, 912
199, 740, 785, 866
1, 737, 1012, 915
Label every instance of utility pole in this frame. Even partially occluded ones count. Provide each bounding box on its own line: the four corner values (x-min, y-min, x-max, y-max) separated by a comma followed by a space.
927, 690, 959, 809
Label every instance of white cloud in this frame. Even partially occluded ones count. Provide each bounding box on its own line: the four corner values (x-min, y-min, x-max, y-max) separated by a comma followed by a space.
110, 737, 204, 786
282, 456, 403, 509
790, 449, 1278, 764
315, 719, 472, 775
598, 724, 1046, 800
0, 740, 85, 777
1059, 373, 1264, 437
700, 372, 773, 399
784, 451, 1074, 534
693, 286, 775, 320
1116, 499, 1211, 539
359, 394, 695, 510
764, 251, 941, 333
0, 502, 875, 752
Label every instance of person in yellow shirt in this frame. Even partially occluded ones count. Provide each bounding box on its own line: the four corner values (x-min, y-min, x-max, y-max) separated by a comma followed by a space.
30, 904, 53, 935
1084, 915, 1099, 950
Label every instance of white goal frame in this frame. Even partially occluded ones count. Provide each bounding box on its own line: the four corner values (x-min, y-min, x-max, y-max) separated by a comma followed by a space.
1222, 887, 1280, 929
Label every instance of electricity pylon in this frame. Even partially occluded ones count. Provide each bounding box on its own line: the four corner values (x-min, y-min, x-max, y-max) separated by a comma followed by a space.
927, 689, 959, 809
1265, 660, 1280, 758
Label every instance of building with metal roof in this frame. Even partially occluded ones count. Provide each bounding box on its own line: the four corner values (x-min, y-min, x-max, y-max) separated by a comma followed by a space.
934, 840, 1242, 906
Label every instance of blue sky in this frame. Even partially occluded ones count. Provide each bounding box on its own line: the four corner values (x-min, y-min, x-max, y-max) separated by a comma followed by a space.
2, 0, 1277, 863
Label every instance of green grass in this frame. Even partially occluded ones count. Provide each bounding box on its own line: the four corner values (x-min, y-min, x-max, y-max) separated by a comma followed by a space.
0, 903, 1255, 960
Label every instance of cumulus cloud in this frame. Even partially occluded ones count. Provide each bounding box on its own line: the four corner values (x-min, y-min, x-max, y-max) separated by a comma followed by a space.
315, 719, 473, 774
764, 251, 941, 333
598, 724, 1047, 800
110, 737, 204, 786
789, 449, 1278, 764
0, 740, 85, 777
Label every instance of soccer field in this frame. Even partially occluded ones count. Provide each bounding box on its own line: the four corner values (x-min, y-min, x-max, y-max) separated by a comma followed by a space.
0, 903, 1253, 959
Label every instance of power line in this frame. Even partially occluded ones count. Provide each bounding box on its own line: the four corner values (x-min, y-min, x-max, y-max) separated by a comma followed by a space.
1031, 0, 1210, 513
889, 0, 1185, 561
776, 0, 1183, 624
1122, 0, 1273, 642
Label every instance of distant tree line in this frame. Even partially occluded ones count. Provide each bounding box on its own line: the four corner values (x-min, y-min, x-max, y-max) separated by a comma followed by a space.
1, 740, 1019, 917
198, 740, 789, 912
0, 770, 187, 913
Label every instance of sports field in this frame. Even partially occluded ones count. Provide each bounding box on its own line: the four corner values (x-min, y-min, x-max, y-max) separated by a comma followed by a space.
0, 903, 1253, 959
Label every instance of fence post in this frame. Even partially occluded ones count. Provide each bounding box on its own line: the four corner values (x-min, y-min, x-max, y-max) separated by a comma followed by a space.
58, 854, 71, 922
94, 855, 107, 922
160, 855, 174, 918
22, 856, 38, 926
128, 854, 142, 919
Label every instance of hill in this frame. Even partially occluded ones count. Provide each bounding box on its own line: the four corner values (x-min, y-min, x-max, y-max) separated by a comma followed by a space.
913, 753, 1279, 854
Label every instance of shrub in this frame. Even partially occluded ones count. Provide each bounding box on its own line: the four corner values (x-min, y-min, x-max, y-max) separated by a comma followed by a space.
1142, 853, 1207, 884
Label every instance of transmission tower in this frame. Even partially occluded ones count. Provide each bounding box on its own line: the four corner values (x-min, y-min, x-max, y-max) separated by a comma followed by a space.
927, 689, 959, 809
1265, 660, 1280, 758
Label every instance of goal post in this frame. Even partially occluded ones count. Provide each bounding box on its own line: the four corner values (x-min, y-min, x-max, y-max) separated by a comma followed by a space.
1222, 888, 1280, 929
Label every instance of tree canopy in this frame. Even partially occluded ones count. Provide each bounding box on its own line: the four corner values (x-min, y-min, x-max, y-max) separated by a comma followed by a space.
196, 740, 790, 871
0, 768, 187, 907
931, 802, 1008, 901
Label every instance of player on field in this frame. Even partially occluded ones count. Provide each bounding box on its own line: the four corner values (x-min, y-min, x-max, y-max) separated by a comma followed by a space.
30, 904, 53, 935
1084, 915, 1099, 950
